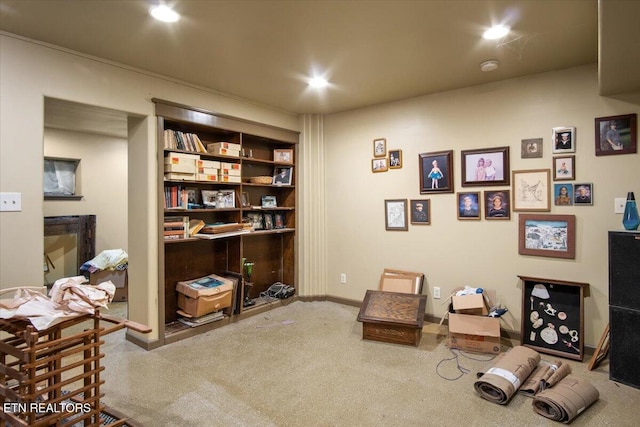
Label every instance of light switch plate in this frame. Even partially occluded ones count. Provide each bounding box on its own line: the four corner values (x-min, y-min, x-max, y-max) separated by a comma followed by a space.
615, 197, 626, 214
0, 192, 22, 212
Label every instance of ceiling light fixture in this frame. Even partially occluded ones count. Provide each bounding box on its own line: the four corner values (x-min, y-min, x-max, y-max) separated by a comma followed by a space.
480, 60, 499, 72
150, 5, 180, 22
309, 76, 328, 89
482, 25, 510, 40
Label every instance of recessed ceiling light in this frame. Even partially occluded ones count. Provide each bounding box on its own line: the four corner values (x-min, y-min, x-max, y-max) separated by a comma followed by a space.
150, 5, 180, 23
480, 60, 499, 72
309, 76, 328, 89
482, 25, 510, 40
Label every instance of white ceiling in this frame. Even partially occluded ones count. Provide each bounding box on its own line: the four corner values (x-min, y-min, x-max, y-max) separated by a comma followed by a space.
1, 0, 638, 117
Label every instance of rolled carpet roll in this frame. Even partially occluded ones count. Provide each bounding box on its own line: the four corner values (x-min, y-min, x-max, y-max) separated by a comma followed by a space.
532, 374, 599, 423
474, 346, 541, 404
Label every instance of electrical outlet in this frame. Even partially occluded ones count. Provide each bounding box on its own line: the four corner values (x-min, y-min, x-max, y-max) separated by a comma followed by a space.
615, 198, 626, 214
340, 273, 347, 284
0, 192, 22, 212
433, 286, 441, 299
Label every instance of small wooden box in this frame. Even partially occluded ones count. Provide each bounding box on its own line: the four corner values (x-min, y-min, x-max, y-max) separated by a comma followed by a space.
357, 290, 427, 346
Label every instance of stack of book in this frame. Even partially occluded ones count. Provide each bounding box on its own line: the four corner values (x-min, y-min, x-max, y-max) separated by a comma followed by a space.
164, 216, 189, 240
164, 129, 207, 153
177, 310, 224, 327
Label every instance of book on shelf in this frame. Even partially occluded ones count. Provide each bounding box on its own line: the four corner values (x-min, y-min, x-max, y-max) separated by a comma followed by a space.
189, 219, 206, 236
200, 222, 244, 234
164, 129, 207, 153
177, 310, 224, 327
164, 216, 189, 239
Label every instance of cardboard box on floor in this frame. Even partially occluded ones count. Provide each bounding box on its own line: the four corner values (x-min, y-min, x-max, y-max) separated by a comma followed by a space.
446, 288, 501, 354
176, 274, 234, 318
89, 269, 128, 302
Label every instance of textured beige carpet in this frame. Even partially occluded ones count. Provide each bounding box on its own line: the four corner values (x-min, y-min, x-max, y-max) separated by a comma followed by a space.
98, 301, 639, 426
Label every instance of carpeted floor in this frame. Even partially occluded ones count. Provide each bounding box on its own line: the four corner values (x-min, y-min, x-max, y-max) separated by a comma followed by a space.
97, 301, 639, 426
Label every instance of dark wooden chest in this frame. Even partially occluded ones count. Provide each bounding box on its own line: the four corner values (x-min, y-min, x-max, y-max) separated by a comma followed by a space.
357, 290, 427, 346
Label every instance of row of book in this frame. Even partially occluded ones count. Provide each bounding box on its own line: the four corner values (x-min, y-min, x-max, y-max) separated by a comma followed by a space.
164, 216, 189, 240
164, 129, 207, 152
165, 216, 250, 240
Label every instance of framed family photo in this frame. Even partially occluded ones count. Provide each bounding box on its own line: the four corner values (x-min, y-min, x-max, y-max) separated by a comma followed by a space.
373, 138, 387, 158
553, 155, 575, 181
372, 158, 388, 173
554, 183, 573, 206
273, 166, 293, 185
573, 183, 593, 205
273, 149, 294, 164
518, 214, 576, 259
389, 149, 402, 169
419, 150, 453, 194
595, 113, 637, 156
457, 192, 480, 220
410, 199, 430, 225
461, 146, 510, 187
552, 127, 576, 154
384, 199, 408, 231
512, 169, 551, 212
484, 190, 511, 220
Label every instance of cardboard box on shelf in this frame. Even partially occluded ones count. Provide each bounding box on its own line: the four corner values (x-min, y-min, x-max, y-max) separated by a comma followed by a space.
176, 274, 234, 317
447, 313, 501, 354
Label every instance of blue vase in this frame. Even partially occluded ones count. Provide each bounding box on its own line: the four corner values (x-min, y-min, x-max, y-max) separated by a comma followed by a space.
622, 192, 640, 231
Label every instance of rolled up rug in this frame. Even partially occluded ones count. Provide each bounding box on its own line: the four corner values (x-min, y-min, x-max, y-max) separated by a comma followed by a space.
519, 360, 571, 397
474, 346, 540, 404
532, 374, 599, 423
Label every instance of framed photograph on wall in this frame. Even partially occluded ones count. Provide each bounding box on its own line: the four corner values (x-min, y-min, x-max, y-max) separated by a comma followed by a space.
372, 158, 388, 173
519, 275, 588, 361
461, 146, 510, 187
595, 113, 637, 156
457, 192, 480, 220
573, 183, 593, 205
410, 199, 430, 225
389, 149, 402, 169
552, 126, 576, 154
512, 169, 551, 212
521, 138, 543, 159
484, 190, 510, 220
419, 150, 453, 194
553, 155, 575, 181
384, 199, 408, 231
554, 183, 573, 206
373, 138, 387, 157
518, 214, 576, 259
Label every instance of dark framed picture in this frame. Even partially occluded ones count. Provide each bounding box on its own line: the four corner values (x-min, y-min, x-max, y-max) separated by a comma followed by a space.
519, 275, 588, 361
389, 149, 402, 169
595, 113, 637, 156
573, 183, 593, 205
274, 211, 285, 229
201, 190, 217, 208
410, 199, 430, 225
372, 158, 388, 173
554, 183, 573, 206
461, 146, 510, 187
264, 212, 274, 230
373, 138, 387, 158
484, 190, 511, 220
261, 195, 277, 208
552, 155, 575, 181
273, 166, 293, 185
521, 138, 543, 159
552, 127, 576, 154
518, 214, 576, 259
419, 150, 453, 194
457, 192, 480, 220
512, 169, 551, 212
246, 212, 264, 230
384, 199, 408, 231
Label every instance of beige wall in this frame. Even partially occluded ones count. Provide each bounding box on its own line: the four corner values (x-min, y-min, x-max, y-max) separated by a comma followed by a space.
0, 33, 299, 344
323, 64, 640, 346
43, 128, 128, 283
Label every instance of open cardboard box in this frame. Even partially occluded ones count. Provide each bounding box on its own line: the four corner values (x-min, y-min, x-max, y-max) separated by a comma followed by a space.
176, 274, 234, 318
447, 313, 501, 354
